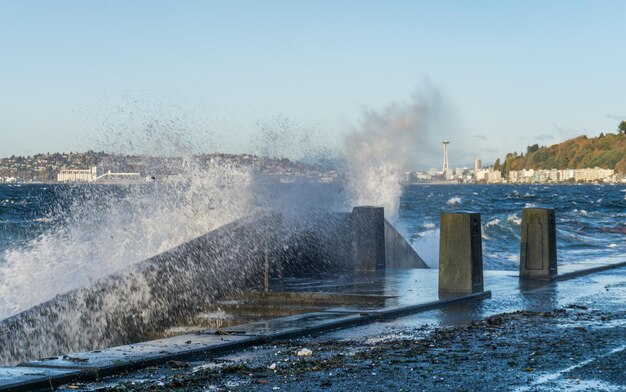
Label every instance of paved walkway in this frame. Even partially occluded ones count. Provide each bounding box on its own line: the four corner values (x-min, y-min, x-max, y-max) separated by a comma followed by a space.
61, 264, 626, 391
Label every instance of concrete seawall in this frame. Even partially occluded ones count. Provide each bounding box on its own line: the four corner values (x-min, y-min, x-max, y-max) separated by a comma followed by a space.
278, 208, 427, 274
0, 208, 425, 365
0, 214, 284, 365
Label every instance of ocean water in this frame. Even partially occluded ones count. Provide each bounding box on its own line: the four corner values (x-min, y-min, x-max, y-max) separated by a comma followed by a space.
2, 183, 625, 273
402, 184, 626, 269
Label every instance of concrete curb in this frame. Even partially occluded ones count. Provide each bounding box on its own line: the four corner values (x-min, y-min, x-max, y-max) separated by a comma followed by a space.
552, 260, 626, 282
373, 291, 491, 319
0, 367, 86, 392
0, 291, 490, 391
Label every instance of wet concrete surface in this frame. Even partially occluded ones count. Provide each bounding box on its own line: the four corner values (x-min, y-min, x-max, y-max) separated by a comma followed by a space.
0, 366, 83, 391
20, 334, 257, 376
58, 261, 626, 391
149, 257, 626, 336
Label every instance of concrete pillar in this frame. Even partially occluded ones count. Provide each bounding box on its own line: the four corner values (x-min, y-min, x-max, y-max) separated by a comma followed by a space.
438, 212, 484, 295
352, 206, 385, 271
520, 208, 557, 281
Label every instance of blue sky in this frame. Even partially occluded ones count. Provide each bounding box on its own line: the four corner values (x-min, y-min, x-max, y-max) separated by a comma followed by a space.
1, 1, 625, 167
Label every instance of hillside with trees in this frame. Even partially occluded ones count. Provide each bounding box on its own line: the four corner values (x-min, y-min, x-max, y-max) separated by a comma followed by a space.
497, 122, 626, 175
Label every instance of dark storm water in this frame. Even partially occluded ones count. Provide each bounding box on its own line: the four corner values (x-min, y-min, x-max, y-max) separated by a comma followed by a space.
1, 183, 625, 271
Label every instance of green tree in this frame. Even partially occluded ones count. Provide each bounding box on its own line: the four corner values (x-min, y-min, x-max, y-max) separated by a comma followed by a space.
527, 144, 540, 154
619, 120, 626, 134
494, 158, 501, 171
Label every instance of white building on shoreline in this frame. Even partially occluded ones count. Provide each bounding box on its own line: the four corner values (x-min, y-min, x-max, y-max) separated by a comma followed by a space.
57, 167, 97, 182
56, 167, 142, 183
503, 167, 616, 184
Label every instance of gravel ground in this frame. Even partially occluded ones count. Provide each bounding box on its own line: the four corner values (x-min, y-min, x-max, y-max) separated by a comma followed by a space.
64, 280, 626, 392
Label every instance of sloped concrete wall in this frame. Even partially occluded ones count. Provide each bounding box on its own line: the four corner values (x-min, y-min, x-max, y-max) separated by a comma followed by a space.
0, 214, 283, 365
277, 212, 353, 275
384, 220, 429, 269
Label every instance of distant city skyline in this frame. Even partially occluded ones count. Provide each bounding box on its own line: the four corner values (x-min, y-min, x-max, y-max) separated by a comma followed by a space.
1, 1, 626, 168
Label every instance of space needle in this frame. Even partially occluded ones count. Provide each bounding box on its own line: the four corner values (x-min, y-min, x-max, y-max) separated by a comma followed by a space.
442, 140, 450, 174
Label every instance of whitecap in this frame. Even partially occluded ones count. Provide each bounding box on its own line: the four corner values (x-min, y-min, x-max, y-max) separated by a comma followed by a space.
506, 214, 521, 225
415, 228, 438, 237
485, 218, 501, 227
33, 217, 54, 223
447, 196, 462, 205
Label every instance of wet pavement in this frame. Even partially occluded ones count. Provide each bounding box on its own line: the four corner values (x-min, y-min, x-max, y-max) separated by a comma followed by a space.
56, 260, 626, 392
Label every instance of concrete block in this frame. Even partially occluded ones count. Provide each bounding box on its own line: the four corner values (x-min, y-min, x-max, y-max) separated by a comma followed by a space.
352, 206, 385, 271
520, 208, 557, 281
438, 212, 484, 295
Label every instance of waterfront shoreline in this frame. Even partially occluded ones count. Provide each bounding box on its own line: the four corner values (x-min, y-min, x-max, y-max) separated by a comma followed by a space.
63, 270, 626, 391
